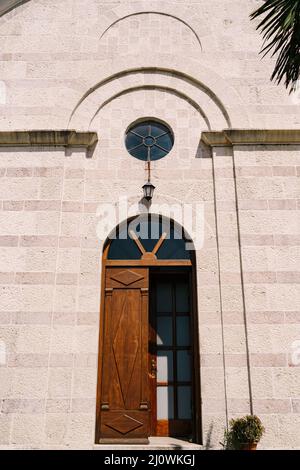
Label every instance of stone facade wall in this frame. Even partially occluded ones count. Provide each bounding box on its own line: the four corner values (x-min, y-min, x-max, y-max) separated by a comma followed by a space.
0, 0, 299, 449
235, 147, 300, 448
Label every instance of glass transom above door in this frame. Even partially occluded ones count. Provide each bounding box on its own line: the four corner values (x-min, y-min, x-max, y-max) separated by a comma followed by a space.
107, 215, 192, 260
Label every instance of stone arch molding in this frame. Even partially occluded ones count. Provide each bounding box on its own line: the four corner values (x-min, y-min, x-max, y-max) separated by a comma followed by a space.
0, 1, 207, 42
100, 11, 202, 50
69, 66, 238, 131
0, 0, 29, 18
1, 1, 249, 128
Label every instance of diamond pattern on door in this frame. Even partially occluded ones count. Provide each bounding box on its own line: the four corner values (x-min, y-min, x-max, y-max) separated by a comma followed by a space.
110, 269, 144, 286
106, 414, 143, 435
113, 293, 140, 402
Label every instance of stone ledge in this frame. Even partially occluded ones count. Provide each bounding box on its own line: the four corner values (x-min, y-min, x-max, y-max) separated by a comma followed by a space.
201, 129, 300, 147
0, 130, 98, 150
94, 437, 204, 450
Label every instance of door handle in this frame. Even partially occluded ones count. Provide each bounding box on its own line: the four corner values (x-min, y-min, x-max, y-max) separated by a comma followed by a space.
150, 358, 157, 378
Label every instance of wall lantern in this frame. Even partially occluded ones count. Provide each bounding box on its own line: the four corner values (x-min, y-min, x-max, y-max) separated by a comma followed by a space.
142, 181, 155, 201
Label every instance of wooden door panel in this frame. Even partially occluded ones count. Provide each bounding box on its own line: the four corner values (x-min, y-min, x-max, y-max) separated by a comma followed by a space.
98, 267, 149, 444
156, 420, 192, 437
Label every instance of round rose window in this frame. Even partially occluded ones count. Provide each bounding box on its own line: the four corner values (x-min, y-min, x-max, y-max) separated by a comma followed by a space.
125, 120, 174, 161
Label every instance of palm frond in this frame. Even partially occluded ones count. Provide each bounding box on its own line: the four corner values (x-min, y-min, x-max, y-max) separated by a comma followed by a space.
250, 0, 300, 93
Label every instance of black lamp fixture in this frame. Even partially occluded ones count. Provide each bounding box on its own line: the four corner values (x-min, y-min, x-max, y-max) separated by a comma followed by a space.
143, 159, 155, 201
142, 180, 155, 201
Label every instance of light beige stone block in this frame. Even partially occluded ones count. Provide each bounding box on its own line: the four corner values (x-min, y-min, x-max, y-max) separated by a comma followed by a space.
0, 368, 14, 399
45, 413, 68, 446
20, 285, 54, 312
0, 415, 12, 445
50, 326, 75, 355
74, 326, 99, 354
65, 414, 94, 447
48, 368, 72, 399
60, 213, 82, 237
56, 248, 81, 273
276, 416, 300, 448
16, 326, 51, 354
72, 368, 97, 399
223, 326, 247, 354
12, 414, 45, 446
63, 178, 84, 201
226, 367, 250, 399
12, 368, 48, 399
201, 367, 226, 399
54, 285, 77, 313
23, 248, 57, 272
78, 287, 100, 312
273, 369, 300, 398
251, 368, 274, 399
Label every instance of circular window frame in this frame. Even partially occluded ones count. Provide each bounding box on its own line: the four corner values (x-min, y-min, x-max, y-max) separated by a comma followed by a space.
124, 118, 175, 161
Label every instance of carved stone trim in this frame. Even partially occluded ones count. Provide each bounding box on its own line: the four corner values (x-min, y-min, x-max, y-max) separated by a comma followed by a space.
0, 130, 98, 149
201, 129, 300, 147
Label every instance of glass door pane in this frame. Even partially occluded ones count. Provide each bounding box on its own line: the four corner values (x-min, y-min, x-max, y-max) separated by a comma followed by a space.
177, 386, 192, 419
156, 282, 172, 313
157, 351, 173, 382
153, 273, 193, 438
176, 316, 190, 346
157, 317, 173, 346
175, 281, 190, 312
177, 350, 191, 382
157, 387, 174, 419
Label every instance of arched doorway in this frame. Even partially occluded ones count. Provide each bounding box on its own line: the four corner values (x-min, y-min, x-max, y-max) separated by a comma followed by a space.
96, 215, 201, 444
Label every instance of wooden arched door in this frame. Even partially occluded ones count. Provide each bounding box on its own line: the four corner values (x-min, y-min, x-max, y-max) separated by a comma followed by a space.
96, 216, 200, 444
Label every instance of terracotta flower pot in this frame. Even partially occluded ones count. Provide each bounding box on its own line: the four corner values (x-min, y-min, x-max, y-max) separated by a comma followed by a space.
240, 442, 258, 451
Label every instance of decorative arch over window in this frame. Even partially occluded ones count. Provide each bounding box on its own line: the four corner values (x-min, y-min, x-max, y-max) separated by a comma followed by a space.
105, 215, 193, 261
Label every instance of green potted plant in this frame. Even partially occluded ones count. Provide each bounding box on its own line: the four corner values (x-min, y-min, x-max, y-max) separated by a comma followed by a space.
227, 415, 265, 450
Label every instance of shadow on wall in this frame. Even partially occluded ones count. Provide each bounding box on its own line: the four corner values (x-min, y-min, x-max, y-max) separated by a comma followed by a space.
195, 140, 212, 159
205, 422, 214, 450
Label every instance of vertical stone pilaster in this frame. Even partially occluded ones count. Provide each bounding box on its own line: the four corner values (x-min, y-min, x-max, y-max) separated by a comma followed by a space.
212, 146, 252, 418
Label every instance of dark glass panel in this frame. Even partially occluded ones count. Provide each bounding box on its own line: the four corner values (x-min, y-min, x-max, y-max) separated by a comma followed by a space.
126, 132, 143, 150
151, 145, 168, 161
177, 350, 191, 381
175, 281, 190, 313
150, 122, 172, 138
177, 386, 192, 419
176, 317, 191, 346
108, 237, 141, 260
156, 133, 173, 151
133, 123, 150, 137
156, 282, 172, 313
157, 317, 173, 346
129, 144, 148, 161
157, 239, 189, 259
